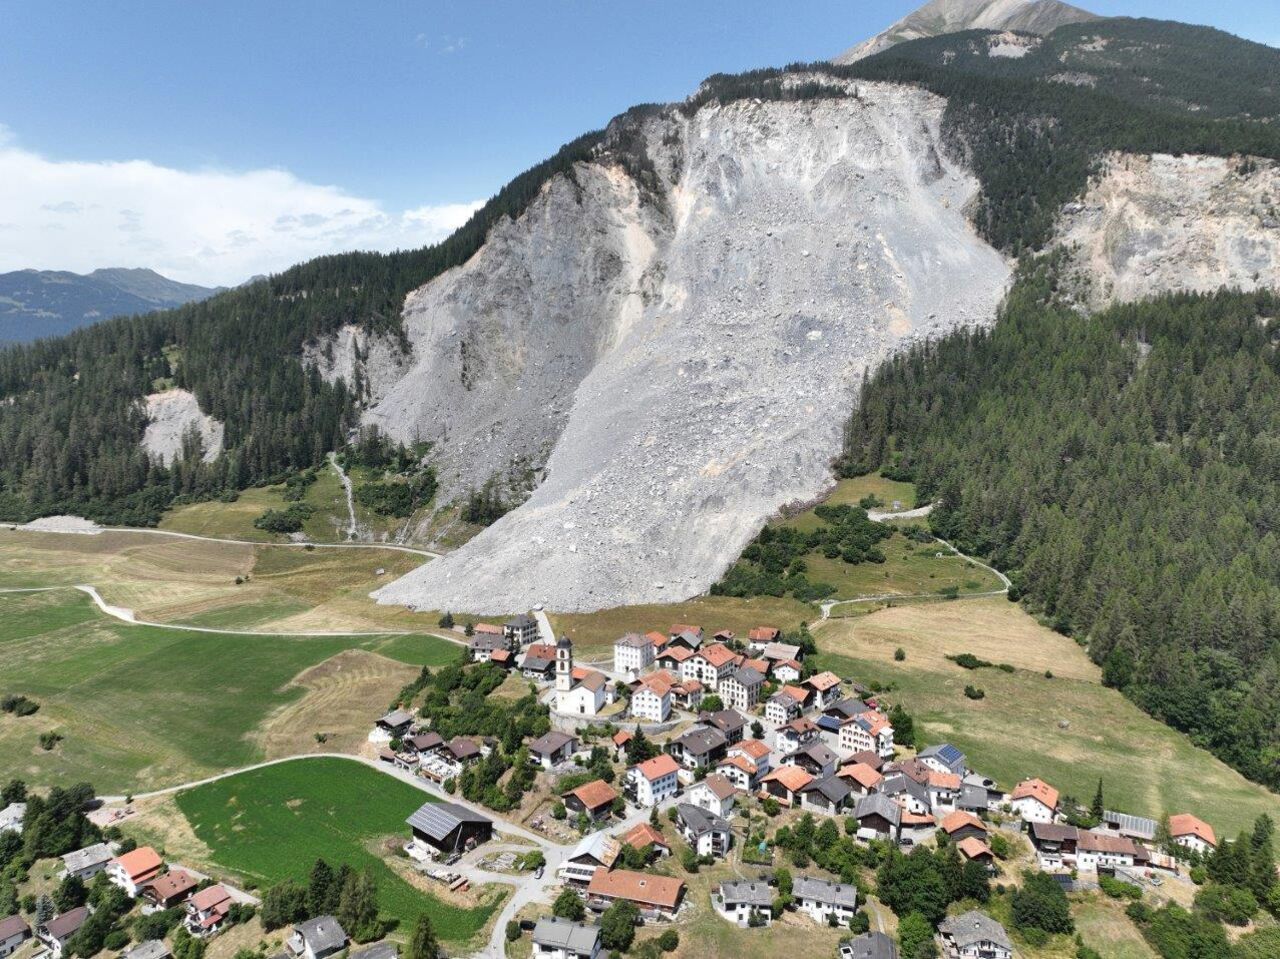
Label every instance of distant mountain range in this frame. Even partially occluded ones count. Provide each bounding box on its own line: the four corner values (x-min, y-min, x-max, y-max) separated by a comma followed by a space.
0, 267, 221, 344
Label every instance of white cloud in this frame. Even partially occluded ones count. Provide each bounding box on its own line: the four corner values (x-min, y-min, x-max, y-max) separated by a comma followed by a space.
0, 133, 482, 286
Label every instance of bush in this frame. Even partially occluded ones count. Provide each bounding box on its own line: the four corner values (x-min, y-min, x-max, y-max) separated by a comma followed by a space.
553, 888, 585, 922
505, 921, 521, 943
1, 694, 39, 716
1098, 875, 1143, 900
253, 503, 315, 534
599, 900, 639, 952
948, 653, 993, 670
894, 648, 906, 661
1012, 872, 1074, 934
963, 685, 985, 700
657, 930, 678, 952
38, 731, 63, 750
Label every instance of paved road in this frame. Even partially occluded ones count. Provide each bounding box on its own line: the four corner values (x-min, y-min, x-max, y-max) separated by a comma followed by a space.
0, 584, 466, 643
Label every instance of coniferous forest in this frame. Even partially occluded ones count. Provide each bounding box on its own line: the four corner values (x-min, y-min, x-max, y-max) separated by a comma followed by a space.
839, 261, 1280, 791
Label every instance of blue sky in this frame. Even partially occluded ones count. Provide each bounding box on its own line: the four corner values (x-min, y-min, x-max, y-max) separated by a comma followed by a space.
0, 0, 1275, 284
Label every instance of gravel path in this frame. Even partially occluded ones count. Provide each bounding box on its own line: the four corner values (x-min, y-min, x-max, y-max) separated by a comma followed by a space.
329, 452, 360, 541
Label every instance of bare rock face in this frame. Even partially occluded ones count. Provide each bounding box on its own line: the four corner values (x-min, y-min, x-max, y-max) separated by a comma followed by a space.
371, 82, 1012, 613
302, 324, 409, 408
140, 388, 224, 465
1058, 153, 1280, 309
832, 0, 1097, 63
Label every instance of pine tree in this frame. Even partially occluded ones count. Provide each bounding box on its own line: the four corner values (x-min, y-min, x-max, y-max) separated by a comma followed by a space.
336, 869, 380, 943
405, 914, 439, 959
1090, 779, 1104, 824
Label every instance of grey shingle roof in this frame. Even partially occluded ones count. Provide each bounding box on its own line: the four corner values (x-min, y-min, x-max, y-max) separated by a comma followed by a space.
802, 775, 852, 805
527, 731, 575, 756
728, 666, 764, 687
532, 918, 600, 953
673, 726, 727, 757
1104, 809, 1158, 840
919, 743, 965, 765
505, 615, 536, 629
377, 708, 414, 728
880, 772, 930, 807
350, 944, 398, 959
958, 784, 989, 811
676, 803, 730, 837
794, 876, 858, 909
123, 940, 171, 959
294, 916, 347, 954
61, 842, 113, 874
43, 907, 90, 942
406, 801, 492, 841
939, 911, 1011, 950
718, 880, 773, 907
840, 932, 898, 959
854, 793, 901, 827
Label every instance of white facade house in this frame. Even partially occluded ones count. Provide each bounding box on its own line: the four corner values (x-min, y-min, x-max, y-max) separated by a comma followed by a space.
613, 633, 655, 680
631, 673, 674, 722
837, 711, 895, 759
1008, 779, 1059, 824
719, 667, 764, 712
1169, 814, 1217, 855
626, 754, 680, 807
714, 881, 774, 927
106, 847, 163, 897
61, 843, 114, 881
794, 877, 859, 925
0, 916, 31, 959
531, 918, 601, 959
685, 774, 737, 818
938, 912, 1013, 959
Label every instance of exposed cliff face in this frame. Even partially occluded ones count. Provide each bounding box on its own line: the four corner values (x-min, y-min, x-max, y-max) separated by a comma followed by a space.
371, 81, 1012, 613
832, 0, 1097, 63
1058, 153, 1280, 309
140, 388, 224, 465
302, 324, 409, 408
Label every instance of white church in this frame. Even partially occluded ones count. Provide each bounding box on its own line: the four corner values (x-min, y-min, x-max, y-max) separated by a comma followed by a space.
554, 635, 614, 717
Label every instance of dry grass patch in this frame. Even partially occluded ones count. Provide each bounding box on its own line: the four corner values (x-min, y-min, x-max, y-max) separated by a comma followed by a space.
121, 795, 216, 865
819, 597, 1098, 681
250, 649, 420, 759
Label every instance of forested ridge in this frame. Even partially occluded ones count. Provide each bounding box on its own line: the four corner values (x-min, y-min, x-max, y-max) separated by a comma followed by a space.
839, 261, 1280, 791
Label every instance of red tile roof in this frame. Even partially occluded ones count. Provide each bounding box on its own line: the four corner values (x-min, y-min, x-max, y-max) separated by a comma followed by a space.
734, 739, 771, 760
805, 671, 841, 691
762, 765, 814, 793
622, 822, 669, 851
473, 623, 503, 635
749, 626, 781, 642
190, 884, 232, 913
612, 730, 634, 747
632, 754, 680, 781
956, 837, 994, 861
113, 846, 163, 882
587, 869, 685, 910
1169, 813, 1217, 847
698, 643, 740, 668
837, 763, 884, 790
566, 779, 620, 811
940, 810, 987, 835
1011, 777, 1060, 810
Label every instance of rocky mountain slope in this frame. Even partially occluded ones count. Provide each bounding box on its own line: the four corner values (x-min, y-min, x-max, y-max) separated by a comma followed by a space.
367, 80, 1012, 613
0, 267, 219, 344
833, 0, 1098, 63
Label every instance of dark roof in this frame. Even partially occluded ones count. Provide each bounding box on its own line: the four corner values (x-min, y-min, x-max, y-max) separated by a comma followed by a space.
793, 876, 858, 908
406, 801, 493, 841
1030, 822, 1079, 844
786, 741, 838, 767
528, 731, 576, 756
919, 743, 965, 766
824, 698, 870, 719
727, 666, 764, 687
469, 634, 507, 652
705, 709, 746, 734
958, 784, 989, 811
672, 726, 727, 757
407, 732, 443, 751
294, 916, 348, 954
350, 943, 398, 959
123, 941, 171, 959
718, 880, 773, 907
0, 916, 30, 941
840, 932, 898, 959
532, 918, 600, 953
377, 708, 414, 728
505, 615, 536, 628
801, 775, 853, 805
854, 793, 901, 827
676, 803, 731, 837
43, 907, 90, 941
880, 772, 930, 806
447, 737, 481, 760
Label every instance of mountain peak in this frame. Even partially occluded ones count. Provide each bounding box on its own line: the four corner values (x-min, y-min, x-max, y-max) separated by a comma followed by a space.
833, 0, 1099, 63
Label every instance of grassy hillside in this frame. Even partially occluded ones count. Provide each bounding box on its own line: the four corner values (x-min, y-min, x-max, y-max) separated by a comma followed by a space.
812, 597, 1279, 835
0, 589, 459, 792
166, 758, 503, 944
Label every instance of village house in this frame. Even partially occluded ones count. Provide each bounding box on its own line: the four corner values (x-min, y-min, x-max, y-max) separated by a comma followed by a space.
61, 842, 113, 881
899, 811, 937, 847
853, 793, 901, 843
631, 671, 674, 722
286, 916, 348, 959
760, 641, 803, 663
926, 770, 963, 811
1008, 778, 1059, 824
0, 803, 24, 835
776, 717, 821, 754
772, 659, 803, 684
803, 671, 843, 709
880, 773, 931, 815
143, 869, 198, 909
681, 643, 743, 690
445, 736, 482, 764
840, 932, 898, 959
783, 741, 839, 778
918, 744, 967, 777
405, 801, 493, 858
528, 731, 578, 770
1169, 813, 1217, 855
107, 846, 164, 897
957, 783, 994, 816
956, 837, 996, 870
614, 633, 655, 680
716, 755, 759, 793
468, 632, 509, 663
620, 822, 670, 861
611, 730, 633, 760
761, 765, 814, 807
670, 678, 705, 711
368, 708, 413, 744
0, 916, 30, 959
1102, 810, 1158, 843
793, 876, 859, 925
676, 803, 733, 858
730, 739, 772, 775
939, 811, 988, 845
490, 649, 514, 669
746, 626, 781, 651
39, 908, 90, 959
586, 869, 685, 920
626, 754, 680, 807
562, 780, 619, 822
837, 762, 884, 797
837, 710, 895, 759
765, 689, 804, 727
403, 731, 444, 757
667, 726, 728, 772
1028, 823, 1140, 872
702, 708, 747, 744
655, 645, 694, 673
714, 880, 775, 927
558, 833, 621, 886
531, 918, 601, 959
937, 911, 1013, 959
685, 774, 737, 818
504, 614, 539, 647
667, 627, 704, 651
123, 940, 171, 959
185, 885, 233, 937
521, 643, 558, 680
800, 775, 854, 817
719, 666, 764, 712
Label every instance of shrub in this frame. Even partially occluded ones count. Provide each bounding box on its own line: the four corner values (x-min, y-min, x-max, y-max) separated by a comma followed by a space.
657, 930, 678, 952
1098, 875, 1142, 900
38, 731, 63, 750
505, 921, 521, 943
894, 648, 906, 661
0, 695, 38, 716
948, 653, 993, 670
963, 685, 985, 700
1012, 872, 1074, 934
